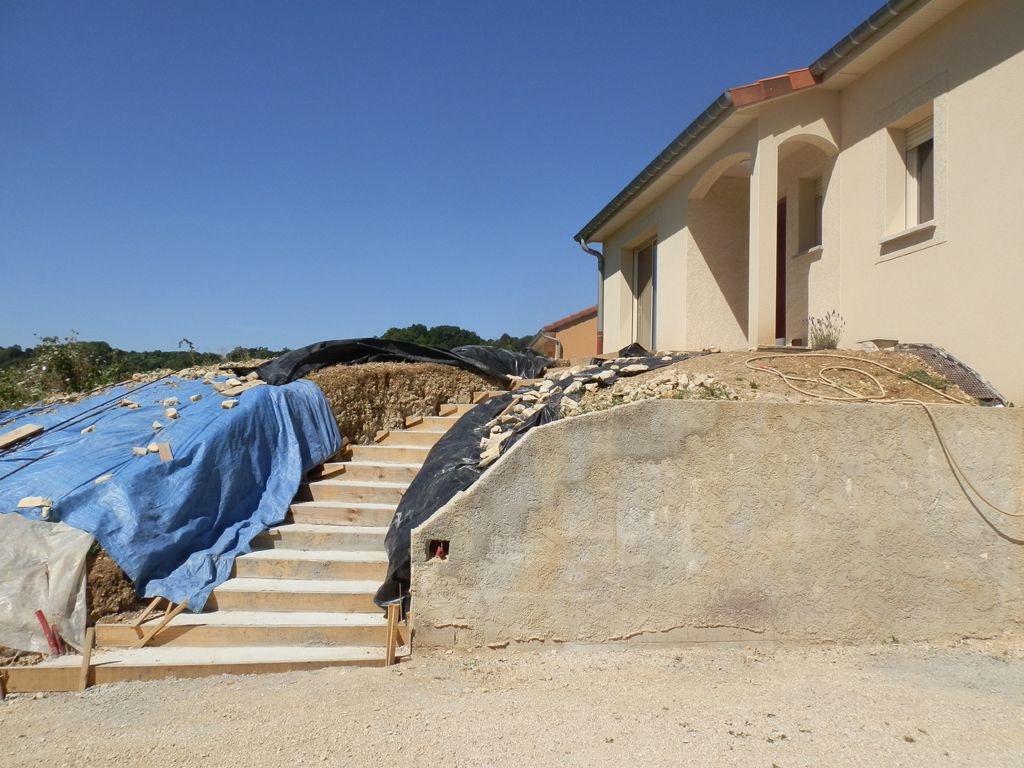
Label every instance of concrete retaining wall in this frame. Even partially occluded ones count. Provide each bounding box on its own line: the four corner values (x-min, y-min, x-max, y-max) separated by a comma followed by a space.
411, 400, 1024, 647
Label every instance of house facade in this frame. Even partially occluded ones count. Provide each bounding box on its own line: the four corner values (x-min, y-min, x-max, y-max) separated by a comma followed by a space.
575, 0, 1024, 404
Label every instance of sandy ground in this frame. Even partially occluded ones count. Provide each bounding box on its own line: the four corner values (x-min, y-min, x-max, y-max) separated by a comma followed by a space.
3, 640, 1022, 767
575, 349, 976, 413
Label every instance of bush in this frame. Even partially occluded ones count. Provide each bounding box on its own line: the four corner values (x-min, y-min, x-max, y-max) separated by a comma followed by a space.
807, 311, 845, 350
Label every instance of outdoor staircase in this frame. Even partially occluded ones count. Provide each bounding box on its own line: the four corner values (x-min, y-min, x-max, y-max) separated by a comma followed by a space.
1, 391, 503, 693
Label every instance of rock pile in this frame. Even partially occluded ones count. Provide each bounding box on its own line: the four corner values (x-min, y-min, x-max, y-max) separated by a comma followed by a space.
604, 371, 739, 404
476, 352, 714, 468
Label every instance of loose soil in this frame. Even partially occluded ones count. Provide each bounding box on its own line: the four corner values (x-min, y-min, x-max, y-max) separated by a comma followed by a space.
86, 550, 144, 625
2, 640, 1021, 767
308, 362, 505, 443
581, 349, 975, 410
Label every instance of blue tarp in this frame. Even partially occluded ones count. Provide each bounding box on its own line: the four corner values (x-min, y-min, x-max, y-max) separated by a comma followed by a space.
0, 376, 340, 610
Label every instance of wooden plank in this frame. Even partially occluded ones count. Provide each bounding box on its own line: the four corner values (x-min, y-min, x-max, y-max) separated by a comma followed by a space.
96, 621, 388, 649
78, 627, 95, 692
0, 654, 386, 692
132, 601, 188, 649
220, 381, 266, 397
0, 665, 80, 693
0, 423, 43, 449
385, 604, 400, 666
157, 442, 174, 462
132, 597, 165, 629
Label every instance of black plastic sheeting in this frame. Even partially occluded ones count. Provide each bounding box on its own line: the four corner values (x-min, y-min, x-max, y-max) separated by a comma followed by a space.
249, 339, 551, 385
374, 347, 706, 610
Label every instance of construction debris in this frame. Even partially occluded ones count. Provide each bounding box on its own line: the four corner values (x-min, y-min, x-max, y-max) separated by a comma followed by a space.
221, 399, 239, 410
0, 423, 44, 449
164, 407, 179, 420
80, 425, 96, 435
17, 497, 53, 510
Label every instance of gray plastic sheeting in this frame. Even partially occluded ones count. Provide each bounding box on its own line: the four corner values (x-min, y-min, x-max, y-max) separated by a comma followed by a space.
0, 515, 93, 653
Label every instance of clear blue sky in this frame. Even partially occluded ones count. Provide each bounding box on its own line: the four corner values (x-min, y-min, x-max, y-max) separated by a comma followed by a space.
1, 0, 879, 353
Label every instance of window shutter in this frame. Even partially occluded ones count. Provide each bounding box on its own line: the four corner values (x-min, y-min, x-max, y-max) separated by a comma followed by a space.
906, 116, 933, 149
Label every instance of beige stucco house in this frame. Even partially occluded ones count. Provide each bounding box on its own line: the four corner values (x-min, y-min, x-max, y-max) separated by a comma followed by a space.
575, 0, 1024, 404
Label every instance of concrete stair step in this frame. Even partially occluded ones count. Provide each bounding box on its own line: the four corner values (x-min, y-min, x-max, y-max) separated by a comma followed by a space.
438, 403, 476, 417
233, 548, 387, 581
405, 415, 460, 430
313, 461, 422, 483
347, 444, 431, 464
96, 610, 390, 649
208, 577, 380, 613
298, 479, 407, 505
4, 645, 389, 692
288, 500, 397, 527
376, 429, 444, 448
253, 523, 387, 551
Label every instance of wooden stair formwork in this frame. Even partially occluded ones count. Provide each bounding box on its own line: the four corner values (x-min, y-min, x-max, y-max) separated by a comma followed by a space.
0, 394, 503, 694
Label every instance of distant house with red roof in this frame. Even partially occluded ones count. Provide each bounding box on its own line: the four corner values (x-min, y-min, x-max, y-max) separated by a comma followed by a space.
529, 306, 597, 361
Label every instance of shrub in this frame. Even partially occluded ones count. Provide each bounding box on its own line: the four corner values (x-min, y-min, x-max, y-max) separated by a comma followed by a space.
807, 310, 845, 350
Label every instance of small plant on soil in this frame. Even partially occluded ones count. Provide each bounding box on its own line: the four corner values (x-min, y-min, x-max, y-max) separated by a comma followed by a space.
672, 381, 734, 401
902, 369, 950, 391
807, 310, 845, 350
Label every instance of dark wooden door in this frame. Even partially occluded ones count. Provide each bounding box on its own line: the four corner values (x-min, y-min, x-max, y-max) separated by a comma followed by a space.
775, 199, 787, 342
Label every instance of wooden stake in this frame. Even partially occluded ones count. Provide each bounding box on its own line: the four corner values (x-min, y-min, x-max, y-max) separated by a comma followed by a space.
78, 627, 95, 692
132, 597, 165, 629
132, 601, 188, 649
385, 603, 400, 667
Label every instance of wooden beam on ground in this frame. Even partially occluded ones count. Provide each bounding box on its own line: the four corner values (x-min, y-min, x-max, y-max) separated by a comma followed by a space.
132, 601, 188, 649
374, 429, 390, 444
404, 415, 423, 428
0, 423, 43, 450
78, 627, 95, 692
157, 442, 174, 462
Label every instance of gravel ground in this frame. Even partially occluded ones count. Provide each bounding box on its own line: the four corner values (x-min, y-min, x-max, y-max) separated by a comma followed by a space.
3, 640, 1022, 767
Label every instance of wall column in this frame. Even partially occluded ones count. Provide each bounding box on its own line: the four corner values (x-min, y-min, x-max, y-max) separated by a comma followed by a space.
747, 134, 778, 347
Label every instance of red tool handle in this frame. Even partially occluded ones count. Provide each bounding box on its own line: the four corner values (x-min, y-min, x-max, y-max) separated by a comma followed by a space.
34, 610, 60, 656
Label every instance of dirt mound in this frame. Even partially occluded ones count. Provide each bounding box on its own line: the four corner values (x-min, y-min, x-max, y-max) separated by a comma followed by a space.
307, 362, 505, 444
87, 549, 143, 624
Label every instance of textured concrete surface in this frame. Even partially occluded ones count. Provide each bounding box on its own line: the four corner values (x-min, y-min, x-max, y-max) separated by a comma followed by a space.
4, 642, 1023, 768
412, 400, 1024, 648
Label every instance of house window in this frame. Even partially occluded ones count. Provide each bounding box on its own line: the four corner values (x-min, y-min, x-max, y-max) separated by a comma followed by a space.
797, 176, 824, 253
905, 116, 934, 226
